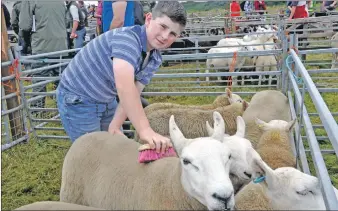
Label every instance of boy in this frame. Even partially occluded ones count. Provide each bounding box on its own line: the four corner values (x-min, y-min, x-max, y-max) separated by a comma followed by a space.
56, 1, 187, 155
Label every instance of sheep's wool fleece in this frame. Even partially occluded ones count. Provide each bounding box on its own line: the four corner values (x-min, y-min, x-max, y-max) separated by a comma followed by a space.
15, 201, 104, 210
144, 94, 231, 116
137, 102, 246, 143
60, 132, 206, 210
242, 90, 291, 148
257, 130, 296, 169
234, 182, 273, 210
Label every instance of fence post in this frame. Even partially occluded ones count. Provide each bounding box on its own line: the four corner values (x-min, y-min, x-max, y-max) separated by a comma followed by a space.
1, 8, 25, 139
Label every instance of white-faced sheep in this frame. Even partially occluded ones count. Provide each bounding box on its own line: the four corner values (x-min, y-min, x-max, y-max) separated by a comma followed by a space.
331, 32, 338, 69
135, 101, 249, 143
15, 201, 104, 210
144, 88, 243, 115
234, 149, 338, 210
206, 116, 256, 193
60, 113, 235, 210
242, 90, 291, 148
205, 44, 255, 82
255, 118, 297, 169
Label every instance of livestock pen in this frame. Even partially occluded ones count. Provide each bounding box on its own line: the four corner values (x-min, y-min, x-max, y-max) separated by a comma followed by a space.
1, 15, 338, 210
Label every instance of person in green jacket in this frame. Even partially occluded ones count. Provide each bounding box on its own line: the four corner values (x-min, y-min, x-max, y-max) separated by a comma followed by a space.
19, 1, 68, 115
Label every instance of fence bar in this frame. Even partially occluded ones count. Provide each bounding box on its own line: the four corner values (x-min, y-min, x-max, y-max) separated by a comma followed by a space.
288, 70, 338, 210
290, 50, 338, 158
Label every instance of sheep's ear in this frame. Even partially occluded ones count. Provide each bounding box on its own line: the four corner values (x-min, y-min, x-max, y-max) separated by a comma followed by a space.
255, 118, 269, 131
206, 121, 214, 137
225, 88, 232, 99
210, 111, 225, 143
285, 119, 296, 132
247, 148, 276, 187
169, 115, 191, 156
242, 100, 249, 111
235, 116, 246, 138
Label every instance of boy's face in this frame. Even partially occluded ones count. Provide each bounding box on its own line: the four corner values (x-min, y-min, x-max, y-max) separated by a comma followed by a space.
145, 13, 184, 51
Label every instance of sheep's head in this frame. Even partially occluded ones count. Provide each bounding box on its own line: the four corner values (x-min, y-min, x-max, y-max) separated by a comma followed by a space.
255, 118, 296, 132
206, 116, 254, 182
247, 149, 338, 210
225, 88, 243, 104
169, 112, 235, 211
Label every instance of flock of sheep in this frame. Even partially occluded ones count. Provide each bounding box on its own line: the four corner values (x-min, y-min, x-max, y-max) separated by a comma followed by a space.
205, 25, 279, 85
205, 26, 338, 84
15, 88, 338, 210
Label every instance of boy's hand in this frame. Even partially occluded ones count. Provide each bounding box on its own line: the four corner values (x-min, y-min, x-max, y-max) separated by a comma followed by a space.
139, 127, 172, 154
108, 124, 127, 138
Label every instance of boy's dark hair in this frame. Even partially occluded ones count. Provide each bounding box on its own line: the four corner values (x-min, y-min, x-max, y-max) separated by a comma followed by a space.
152, 1, 187, 27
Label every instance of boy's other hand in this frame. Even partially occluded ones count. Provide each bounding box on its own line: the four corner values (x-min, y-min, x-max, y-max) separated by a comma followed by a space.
139, 127, 172, 154
108, 125, 128, 138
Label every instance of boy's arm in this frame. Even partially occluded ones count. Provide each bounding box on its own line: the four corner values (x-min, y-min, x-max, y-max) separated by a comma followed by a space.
112, 58, 170, 153
108, 81, 145, 133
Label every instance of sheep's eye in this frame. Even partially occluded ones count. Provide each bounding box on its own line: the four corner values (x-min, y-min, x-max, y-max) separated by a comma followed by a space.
183, 158, 191, 165
296, 190, 312, 196
229, 154, 232, 159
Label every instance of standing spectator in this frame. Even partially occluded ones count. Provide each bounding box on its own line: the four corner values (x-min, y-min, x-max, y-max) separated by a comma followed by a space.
2, 3, 11, 30
78, 1, 89, 27
254, 0, 267, 15
65, 1, 87, 49
244, 1, 254, 17
321, 0, 337, 11
134, 1, 145, 25
95, 0, 103, 35
19, 1, 68, 113
11, 1, 31, 55
286, 1, 293, 17
230, 0, 241, 17
288, 1, 309, 20
102, 0, 135, 32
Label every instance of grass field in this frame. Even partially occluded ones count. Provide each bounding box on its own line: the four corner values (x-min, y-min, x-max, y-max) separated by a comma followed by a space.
2, 6, 338, 210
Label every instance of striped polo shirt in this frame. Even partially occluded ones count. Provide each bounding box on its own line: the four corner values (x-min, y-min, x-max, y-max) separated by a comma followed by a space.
59, 25, 162, 103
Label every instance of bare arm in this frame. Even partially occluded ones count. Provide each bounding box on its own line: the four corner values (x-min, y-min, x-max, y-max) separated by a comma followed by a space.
109, 81, 145, 131
109, 1, 126, 30
289, 6, 296, 19
111, 58, 170, 153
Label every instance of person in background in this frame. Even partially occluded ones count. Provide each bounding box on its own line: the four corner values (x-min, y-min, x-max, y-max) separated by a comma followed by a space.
2, 3, 11, 30
244, 0, 254, 18
230, 0, 241, 17
254, 0, 267, 15
321, 0, 337, 11
288, 0, 308, 20
19, 1, 68, 114
65, 1, 87, 49
95, 0, 103, 35
11, 1, 31, 55
134, 1, 145, 25
78, 1, 89, 27
102, 0, 134, 32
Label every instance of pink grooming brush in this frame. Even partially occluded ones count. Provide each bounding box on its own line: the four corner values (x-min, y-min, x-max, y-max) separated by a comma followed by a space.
138, 144, 177, 163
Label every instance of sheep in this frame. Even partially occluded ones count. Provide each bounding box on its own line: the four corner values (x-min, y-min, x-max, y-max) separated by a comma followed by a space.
60, 112, 236, 210
205, 44, 255, 82
144, 88, 243, 116
234, 148, 338, 210
255, 118, 297, 169
135, 100, 249, 143
206, 116, 256, 194
242, 90, 291, 148
15, 201, 104, 210
252, 46, 278, 85
331, 32, 338, 69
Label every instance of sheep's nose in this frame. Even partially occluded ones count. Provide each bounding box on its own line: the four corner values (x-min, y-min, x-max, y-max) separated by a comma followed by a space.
212, 192, 232, 206
244, 171, 252, 178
